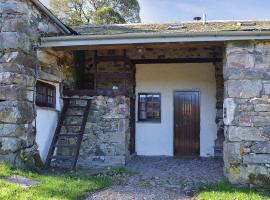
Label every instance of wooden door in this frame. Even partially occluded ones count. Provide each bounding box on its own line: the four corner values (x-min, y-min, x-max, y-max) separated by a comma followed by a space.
174, 91, 200, 157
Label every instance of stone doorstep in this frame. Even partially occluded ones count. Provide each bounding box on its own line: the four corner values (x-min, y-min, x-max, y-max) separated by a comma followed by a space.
4, 175, 40, 188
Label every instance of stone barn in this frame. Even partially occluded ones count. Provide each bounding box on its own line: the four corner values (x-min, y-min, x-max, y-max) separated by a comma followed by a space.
1, 0, 270, 186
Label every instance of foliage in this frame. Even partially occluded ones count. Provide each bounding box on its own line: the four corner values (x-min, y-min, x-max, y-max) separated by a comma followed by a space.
0, 162, 112, 200
93, 7, 125, 25
50, 0, 141, 26
196, 179, 270, 200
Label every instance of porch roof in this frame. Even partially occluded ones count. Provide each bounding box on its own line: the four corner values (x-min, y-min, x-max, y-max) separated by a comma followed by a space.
41, 20, 270, 48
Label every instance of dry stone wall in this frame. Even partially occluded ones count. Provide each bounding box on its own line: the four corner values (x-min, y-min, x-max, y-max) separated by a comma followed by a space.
126, 46, 221, 59
0, 0, 73, 167
224, 41, 270, 186
214, 62, 225, 157
78, 96, 130, 168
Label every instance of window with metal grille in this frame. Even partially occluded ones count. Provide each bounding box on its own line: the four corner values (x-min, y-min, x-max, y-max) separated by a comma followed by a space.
36, 81, 56, 108
138, 93, 161, 122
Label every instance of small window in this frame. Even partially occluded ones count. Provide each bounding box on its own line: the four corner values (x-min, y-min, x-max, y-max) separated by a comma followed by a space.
36, 81, 56, 108
138, 93, 161, 122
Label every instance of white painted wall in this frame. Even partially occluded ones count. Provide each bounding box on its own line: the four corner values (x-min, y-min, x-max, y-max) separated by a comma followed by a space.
35, 80, 62, 162
136, 63, 217, 157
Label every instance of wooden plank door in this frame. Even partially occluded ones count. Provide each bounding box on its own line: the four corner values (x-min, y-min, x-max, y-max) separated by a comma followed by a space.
174, 91, 200, 157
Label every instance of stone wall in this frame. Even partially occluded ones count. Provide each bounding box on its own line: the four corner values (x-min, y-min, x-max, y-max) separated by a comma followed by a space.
214, 62, 225, 157
126, 46, 222, 60
37, 48, 76, 88
78, 96, 130, 168
223, 41, 270, 185
0, 0, 73, 167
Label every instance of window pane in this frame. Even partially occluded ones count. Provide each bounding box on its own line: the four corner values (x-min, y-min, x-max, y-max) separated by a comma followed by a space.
138, 93, 161, 122
35, 81, 56, 108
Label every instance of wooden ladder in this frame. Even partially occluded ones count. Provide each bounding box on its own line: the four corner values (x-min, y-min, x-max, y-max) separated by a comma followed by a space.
45, 98, 92, 170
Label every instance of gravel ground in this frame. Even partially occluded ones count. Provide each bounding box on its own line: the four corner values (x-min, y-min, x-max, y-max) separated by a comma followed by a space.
87, 156, 224, 200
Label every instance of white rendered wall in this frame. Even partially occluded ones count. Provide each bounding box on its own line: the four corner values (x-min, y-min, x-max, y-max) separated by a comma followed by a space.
136, 63, 217, 157
35, 80, 62, 162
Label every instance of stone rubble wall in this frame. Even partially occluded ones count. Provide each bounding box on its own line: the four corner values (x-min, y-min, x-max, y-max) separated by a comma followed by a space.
37, 48, 76, 88
78, 96, 130, 169
0, 0, 73, 166
223, 41, 270, 185
214, 62, 225, 157
126, 46, 222, 60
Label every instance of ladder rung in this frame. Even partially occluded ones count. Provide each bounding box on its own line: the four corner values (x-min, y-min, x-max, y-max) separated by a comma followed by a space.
63, 124, 82, 127
54, 144, 77, 148
46, 99, 92, 170
58, 134, 81, 137
51, 155, 74, 161
68, 105, 86, 108
65, 114, 83, 117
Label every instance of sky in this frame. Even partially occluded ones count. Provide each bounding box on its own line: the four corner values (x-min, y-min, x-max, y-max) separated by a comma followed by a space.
41, 0, 270, 23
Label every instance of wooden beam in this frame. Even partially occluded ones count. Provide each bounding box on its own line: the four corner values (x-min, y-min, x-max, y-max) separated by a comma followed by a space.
96, 55, 133, 66
95, 72, 132, 79
93, 50, 97, 90
97, 56, 130, 62
64, 89, 132, 97
132, 57, 222, 64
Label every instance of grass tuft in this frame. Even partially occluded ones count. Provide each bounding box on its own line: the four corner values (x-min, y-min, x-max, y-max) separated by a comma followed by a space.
0, 162, 113, 200
196, 180, 270, 200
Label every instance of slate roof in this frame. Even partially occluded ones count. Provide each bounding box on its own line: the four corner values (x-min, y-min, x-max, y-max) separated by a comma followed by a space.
73, 20, 270, 35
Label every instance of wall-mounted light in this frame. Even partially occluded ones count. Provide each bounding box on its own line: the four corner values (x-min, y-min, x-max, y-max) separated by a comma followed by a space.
112, 85, 119, 90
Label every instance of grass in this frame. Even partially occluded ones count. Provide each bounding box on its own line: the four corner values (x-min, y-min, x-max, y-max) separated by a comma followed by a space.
0, 163, 113, 200
196, 180, 270, 200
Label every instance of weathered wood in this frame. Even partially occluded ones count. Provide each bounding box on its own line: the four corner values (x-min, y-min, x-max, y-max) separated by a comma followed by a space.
63, 89, 132, 97
174, 91, 200, 157
95, 72, 132, 79
93, 50, 97, 90
45, 99, 92, 170
44, 99, 70, 169
96, 55, 133, 65
72, 100, 91, 170
132, 57, 222, 64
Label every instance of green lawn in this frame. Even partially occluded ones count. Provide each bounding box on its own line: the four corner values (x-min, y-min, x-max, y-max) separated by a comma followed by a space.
0, 163, 113, 200
196, 180, 270, 200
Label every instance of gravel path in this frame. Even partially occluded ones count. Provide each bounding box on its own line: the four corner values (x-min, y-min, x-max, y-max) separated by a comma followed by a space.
87, 156, 224, 200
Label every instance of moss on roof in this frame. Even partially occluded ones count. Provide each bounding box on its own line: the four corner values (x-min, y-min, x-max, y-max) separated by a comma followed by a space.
73, 21, 270, 35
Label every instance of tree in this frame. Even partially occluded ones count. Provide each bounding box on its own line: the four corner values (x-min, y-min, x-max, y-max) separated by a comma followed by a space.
50, 0, 141, 26
93, 7, 126, 25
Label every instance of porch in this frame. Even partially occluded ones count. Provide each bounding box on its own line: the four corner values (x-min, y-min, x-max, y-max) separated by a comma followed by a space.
36, 41, 225, 170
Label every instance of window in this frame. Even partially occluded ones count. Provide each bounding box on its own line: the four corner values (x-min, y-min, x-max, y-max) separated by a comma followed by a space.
36, 81, 56, 108
138, 93, 161, 122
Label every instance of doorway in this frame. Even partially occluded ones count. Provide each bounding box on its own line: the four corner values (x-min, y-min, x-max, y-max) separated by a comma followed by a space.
173, 91, 200, 157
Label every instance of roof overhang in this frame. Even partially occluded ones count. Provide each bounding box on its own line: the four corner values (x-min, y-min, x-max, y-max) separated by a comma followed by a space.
41, 31, 270, 48
30, 0, 76, 35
